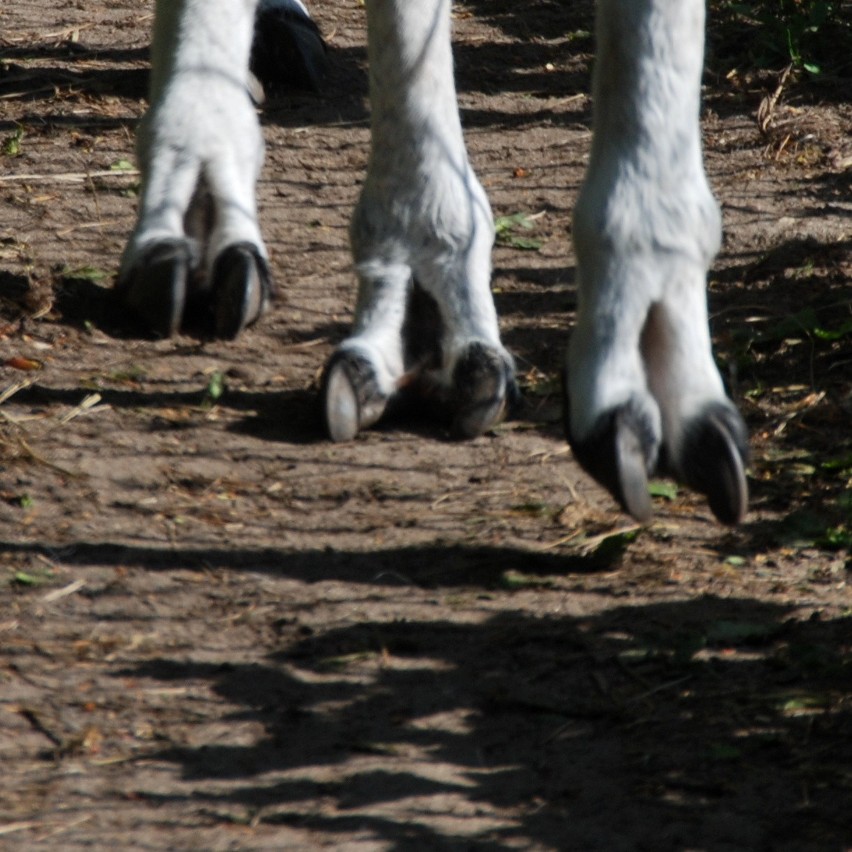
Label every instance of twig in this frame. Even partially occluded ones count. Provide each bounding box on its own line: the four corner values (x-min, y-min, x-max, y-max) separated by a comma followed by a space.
0, 822, 40, 838
539, 523, 642, 552
627, 675, 692, 705
42, 578, 86, 603
56, 393, 105, 426
757, 64, 793, 135
538, 529, 584, 550
34, 815, 93, 843
0, 169, 139, 184
0, 378, 35, 406
15, 706, 64, 747
279, 336, 329, 351
6, 434, 81, 478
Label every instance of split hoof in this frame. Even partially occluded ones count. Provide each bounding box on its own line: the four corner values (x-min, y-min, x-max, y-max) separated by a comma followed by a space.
322, 350, 389, 442
210, 243, 271, 339
450, 342, 518, 438
116, 239, 191, 338
679, 403, 749, 525
566, 396, 659, 523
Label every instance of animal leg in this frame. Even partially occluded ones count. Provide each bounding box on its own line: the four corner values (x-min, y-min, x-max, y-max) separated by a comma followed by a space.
565, 0, 748, 523
252, 0, 328, 94
323, 0, 517, 440
118, 0, 321, 338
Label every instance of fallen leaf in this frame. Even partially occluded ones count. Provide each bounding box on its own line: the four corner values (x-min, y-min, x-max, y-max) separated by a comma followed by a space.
5, 356, 43, 371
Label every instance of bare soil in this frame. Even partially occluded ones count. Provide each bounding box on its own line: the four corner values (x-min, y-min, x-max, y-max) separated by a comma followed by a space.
1, 2, 851, 849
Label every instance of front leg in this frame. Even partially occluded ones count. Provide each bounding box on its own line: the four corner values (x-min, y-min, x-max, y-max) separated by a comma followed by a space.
323, 0, 517, 440
565, 0, 748, 523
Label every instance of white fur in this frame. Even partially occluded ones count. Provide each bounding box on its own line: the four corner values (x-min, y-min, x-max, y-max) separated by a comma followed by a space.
344, 0, 507, 399
569, 0, 727, 463
122, 0, 738, 507
121, 0, 267, 284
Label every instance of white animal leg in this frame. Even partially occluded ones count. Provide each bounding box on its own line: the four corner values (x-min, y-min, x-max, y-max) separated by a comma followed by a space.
565, 0, 748, 523
323, 0, 517, 441
118, 0, 319, 338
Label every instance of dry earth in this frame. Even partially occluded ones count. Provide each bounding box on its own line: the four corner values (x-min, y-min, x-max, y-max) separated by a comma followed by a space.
1, 1, 851, 849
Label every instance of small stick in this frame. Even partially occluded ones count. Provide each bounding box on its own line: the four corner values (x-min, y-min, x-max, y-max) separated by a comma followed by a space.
42, 578, 87, 603
56, 393, 105, 426
0, 169, 139, 184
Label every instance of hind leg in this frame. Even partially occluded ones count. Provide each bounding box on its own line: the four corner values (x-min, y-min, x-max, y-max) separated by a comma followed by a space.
323, 0, 516, 440
118, 0, 321, 338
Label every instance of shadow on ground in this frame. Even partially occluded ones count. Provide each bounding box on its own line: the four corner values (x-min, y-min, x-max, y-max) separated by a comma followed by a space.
110, 590, 852, 850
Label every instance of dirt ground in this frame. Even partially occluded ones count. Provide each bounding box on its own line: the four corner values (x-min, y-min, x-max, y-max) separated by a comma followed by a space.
1, 1, 851, 849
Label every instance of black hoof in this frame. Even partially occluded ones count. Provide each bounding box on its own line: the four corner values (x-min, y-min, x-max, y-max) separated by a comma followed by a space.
450, 342, 518, 438
116, 239, 191, 338
210, 243, 272, 339
680, 403, 749, 525
251, 2, 329, 94
565, 394, 659, 523
321, 350, 389, 442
